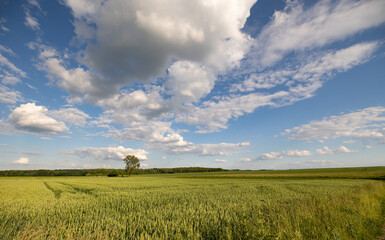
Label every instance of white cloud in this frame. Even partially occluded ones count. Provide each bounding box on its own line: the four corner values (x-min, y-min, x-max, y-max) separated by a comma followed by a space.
316, 146, 356, 155
255, 152, 283, 160
283, 107, 385, 142
249, 0, 385, 68
0, 85, 23, 104
283, 149, 312, 157
31, 44, 94, 102
238, 158, 252, 162
94, 88, 171, 126
364, 145, 374, 149
8, 103, 69, 135
50, 108, 90, 126
0, 18, 9, 33
13, 157, 30, 164
24, 11, 40, 30
0, 53, 27, 78
178, 91, 288, 133
27, 0, 42, 10
255, 149, 312, 161
215, 159, 227, 163
235, 41, 378, 95
167, 61, 216, 106
193, 142, 250, 156
65, 146, 149, 161
2, 75, 21, 85
40, 137, 52, 140
291, 160, 337, 168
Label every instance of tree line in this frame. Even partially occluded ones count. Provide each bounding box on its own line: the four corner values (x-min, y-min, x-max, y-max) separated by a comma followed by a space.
0, 167, 227, 177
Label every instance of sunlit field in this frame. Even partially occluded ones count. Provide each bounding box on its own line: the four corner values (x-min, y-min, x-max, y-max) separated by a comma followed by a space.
1, 170, 385, 239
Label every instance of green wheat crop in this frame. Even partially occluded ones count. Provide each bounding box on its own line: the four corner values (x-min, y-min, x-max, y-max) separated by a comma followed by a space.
1, 175, 385, 239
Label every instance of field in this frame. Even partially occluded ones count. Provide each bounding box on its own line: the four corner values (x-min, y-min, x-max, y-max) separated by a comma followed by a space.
1, 167, 385, 239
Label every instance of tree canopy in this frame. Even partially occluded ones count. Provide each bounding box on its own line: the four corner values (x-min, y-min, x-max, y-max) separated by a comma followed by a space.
123, 155, 140, 176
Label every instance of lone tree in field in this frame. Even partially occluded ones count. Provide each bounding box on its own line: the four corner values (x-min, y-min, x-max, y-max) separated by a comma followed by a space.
123, 155, 140, 176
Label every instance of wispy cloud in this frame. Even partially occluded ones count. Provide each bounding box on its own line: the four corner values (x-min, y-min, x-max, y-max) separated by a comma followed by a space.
0, 85, 23, 104
282, 107, 385, 142
248, 0, 385, 68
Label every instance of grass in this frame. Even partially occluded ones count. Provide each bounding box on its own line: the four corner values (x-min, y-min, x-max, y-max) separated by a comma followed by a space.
0, 167, 385, 239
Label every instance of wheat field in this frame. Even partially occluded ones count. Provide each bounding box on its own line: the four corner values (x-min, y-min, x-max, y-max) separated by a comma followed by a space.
1, 174, 385, 239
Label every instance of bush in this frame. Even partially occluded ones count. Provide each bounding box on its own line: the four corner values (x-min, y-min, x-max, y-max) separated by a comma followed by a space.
107, 170, 119, 177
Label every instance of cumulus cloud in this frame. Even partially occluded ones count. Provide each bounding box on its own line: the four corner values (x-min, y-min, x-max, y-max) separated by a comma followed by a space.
94, 88, 171, 126
65, 146, 149, 161
316, 146, 356, 155
8, 103, 69, 135
58, 0, 255, 99
248, 0, 385, 68
282, 107, 385, 142
13, 157, 30, 164
167, 61, 216, 106
255, 149, 312, 161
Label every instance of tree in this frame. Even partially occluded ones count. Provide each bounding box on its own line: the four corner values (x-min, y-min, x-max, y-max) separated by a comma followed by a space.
107, 169, 119, 177
123, 155, 140, 176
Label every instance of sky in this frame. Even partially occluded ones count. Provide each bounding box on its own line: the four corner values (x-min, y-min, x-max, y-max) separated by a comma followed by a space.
0, 0, 384, 170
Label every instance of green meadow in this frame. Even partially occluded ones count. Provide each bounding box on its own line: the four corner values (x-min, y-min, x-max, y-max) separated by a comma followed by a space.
1, 167, 385, 239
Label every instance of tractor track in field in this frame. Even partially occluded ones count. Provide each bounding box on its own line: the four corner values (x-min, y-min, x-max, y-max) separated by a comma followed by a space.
43, 181, 62, 199
58, 182, 96, 197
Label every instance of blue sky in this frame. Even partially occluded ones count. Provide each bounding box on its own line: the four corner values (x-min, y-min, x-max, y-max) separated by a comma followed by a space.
0, 0, 384, 170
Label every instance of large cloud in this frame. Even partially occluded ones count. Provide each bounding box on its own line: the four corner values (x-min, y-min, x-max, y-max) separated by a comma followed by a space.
8, 103, 90, 135
61, 0, 255, 99
8, 103, 69, 135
